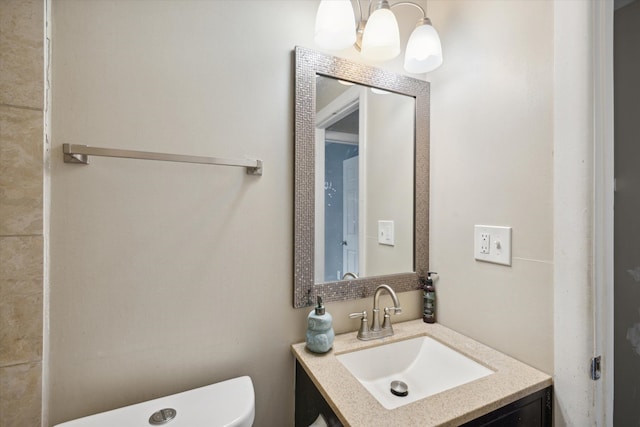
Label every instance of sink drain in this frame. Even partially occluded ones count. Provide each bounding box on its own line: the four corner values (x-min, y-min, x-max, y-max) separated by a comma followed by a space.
390, 380, 408, 397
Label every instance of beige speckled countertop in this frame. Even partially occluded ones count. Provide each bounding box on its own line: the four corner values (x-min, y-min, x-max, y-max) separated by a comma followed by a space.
292, 319, 552, 427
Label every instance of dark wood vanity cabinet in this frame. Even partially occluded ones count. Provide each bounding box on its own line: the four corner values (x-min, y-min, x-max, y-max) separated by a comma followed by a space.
460, 386, 552, 427
295, 361, 343, 427
294, 360, 552, 427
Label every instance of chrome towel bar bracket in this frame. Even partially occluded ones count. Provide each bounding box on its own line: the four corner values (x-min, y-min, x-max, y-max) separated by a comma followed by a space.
62, 144, 263, 176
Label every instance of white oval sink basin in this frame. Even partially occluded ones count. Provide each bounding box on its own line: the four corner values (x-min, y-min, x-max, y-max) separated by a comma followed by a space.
336, 336, 494, 409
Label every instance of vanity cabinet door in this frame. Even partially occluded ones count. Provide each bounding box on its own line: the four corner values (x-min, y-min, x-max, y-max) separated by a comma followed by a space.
295, 361, 343, 427
461, 386, 553, 427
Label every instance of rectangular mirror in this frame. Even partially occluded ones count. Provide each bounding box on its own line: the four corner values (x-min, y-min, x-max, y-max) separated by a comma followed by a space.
294, 46, 430, 308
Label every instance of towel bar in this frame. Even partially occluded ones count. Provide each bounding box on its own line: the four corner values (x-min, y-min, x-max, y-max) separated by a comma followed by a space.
62, 144, 263, 176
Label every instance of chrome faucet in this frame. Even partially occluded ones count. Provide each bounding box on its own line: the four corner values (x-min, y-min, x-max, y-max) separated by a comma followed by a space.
349, 284, 402, 340
342, 271, 359, 280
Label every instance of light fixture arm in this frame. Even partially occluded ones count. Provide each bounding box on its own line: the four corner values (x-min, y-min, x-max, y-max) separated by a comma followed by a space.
354, 0, 364, 22
353, 0, 369, 52
389, 2, 434, 31
388, 1, 427, 19
389, 1, 432, 32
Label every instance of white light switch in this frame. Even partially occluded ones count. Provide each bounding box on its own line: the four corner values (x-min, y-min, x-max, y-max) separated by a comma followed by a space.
378, 220, 394, 246
474, 225, 512, 266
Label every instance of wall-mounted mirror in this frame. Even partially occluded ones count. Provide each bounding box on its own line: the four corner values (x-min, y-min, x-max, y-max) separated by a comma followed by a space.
294, 46, 430, 308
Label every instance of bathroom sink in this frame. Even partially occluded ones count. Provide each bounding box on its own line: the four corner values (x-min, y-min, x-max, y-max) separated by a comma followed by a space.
336, 336, 494, 409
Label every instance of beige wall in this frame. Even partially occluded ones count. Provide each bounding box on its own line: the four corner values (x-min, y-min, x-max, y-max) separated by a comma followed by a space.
47, 0, 556, 426
48, 1, 423, 425
0, 0, 45, 425
428, 0, 554, 373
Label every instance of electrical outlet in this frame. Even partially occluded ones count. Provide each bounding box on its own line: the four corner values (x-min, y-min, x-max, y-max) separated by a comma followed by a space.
474, 225, 512, 266
480, 233, 490, 254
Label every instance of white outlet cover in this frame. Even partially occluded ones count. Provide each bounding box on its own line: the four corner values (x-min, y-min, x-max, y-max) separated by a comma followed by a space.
474, 225, 512, 266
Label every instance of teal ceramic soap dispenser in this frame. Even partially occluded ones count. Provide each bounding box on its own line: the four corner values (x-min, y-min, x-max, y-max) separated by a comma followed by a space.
306, 296, 334, 353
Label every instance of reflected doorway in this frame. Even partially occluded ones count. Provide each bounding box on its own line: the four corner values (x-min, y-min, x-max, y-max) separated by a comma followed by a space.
323, 111, 359, 282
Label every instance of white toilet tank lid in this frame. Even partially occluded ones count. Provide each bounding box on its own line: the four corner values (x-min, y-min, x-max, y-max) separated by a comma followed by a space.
54, 376, 255, 427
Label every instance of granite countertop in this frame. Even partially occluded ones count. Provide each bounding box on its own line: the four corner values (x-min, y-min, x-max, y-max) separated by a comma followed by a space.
291, 319, 552, 427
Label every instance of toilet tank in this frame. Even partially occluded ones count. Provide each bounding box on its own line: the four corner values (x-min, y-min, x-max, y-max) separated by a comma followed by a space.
54, 376, 254, 427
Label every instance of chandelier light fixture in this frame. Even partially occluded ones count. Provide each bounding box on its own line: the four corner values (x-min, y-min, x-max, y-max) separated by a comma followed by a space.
314, 0, 443, 73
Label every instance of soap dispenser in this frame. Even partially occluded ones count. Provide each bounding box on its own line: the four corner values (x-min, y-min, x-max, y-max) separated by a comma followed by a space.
422, 271, 438, 323
306, 296, 334, 353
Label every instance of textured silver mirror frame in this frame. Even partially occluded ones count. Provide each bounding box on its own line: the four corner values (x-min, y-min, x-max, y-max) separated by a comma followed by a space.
294, 46, 430, 308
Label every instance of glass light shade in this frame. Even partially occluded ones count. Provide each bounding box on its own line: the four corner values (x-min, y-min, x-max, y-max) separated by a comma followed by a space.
360, 8, 401, 61
314, 0, 356, 50
403, 21, 443, 73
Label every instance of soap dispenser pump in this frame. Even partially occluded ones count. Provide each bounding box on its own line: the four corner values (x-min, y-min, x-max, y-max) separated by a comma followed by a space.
306, 296, 334, 353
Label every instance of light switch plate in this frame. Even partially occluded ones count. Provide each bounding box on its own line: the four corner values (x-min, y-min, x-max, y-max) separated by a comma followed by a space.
378, 220, 394, 246
474, 225, 512, 266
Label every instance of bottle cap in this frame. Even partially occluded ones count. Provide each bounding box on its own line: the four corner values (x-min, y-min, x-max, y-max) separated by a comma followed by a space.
426, 271, 438, 283
315, 296, 325, 315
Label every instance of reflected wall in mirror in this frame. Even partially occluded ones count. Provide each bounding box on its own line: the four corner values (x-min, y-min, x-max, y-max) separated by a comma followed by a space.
294, 46, 430, 308
315, 76, 414, 283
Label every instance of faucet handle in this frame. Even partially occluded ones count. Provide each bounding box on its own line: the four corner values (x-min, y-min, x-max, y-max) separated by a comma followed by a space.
381, 307, 392, 330
349, 310, 367, 320
381, 306, 402, 330
349, 311, 370, 338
